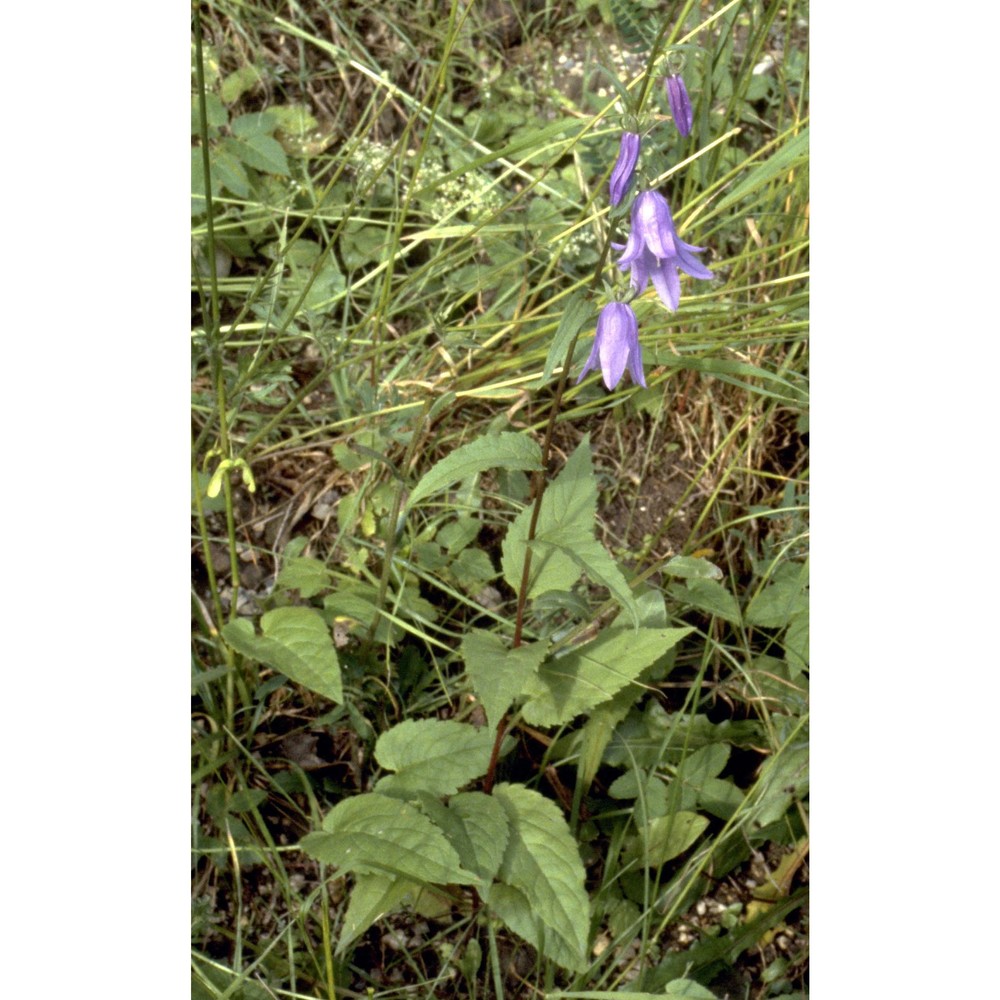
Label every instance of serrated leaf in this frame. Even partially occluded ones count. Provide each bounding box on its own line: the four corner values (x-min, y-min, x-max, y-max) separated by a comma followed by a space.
230, 132, 290, 176
300, 793, 476, 885
221, 607, 342, 703
669, 578, 742, 625
490, 784, 589, 972
531, 532, 640, 627
230, 110, 278, 138
373, 719, 492, 797
745, 564, 808, 628
501, 437, 597, 598
628, 811, 709, 867
337, 872, 415, 953
407, 433, 542, 509
422, 792, 509, 888
462, 630, 549, 728
211, 144, 251, 197
520, 626, 691, 727
275, 556, 332, 598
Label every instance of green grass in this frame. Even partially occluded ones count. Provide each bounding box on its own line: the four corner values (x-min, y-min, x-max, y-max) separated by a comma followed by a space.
192, 0, 808, 996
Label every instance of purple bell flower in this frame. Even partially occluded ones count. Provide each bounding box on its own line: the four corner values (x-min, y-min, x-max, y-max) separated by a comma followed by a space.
577, 301, 646, 390
665, 74, 693, 138
616, 190, 713, 312
609, 131, 641, 207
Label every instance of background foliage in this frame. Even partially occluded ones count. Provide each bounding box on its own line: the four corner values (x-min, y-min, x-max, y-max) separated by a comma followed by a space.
192, 0, 808, 996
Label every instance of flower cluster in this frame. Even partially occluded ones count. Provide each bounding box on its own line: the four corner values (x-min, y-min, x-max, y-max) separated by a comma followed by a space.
578, 70, 712, 391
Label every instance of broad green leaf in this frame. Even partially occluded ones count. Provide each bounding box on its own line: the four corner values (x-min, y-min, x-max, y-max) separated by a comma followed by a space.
626, 811, 709, 867
502, 437, 638, 623
212, 144, 250, 197
231, 132, 290, 176
784, 609, 809, 675
490, 784, 589, 973
663, 555, 723, 580
221, 607, 342, 703
373, 719, 492, 797
543, 291, 592, 383
501, 436, 595, 598
486, 882, 587, 974
462, 630, 549, 728
192, 92, 227, 132
220, 63, 262, 104
337, 872, 415, 953
230, 110, 278, 138
745, 563, 808, 628
275, 556, 332, 598
521, 626, 692, 727
422, 792, 509, 888
669, 578, 742, 625
407, 433, 542, 509
678, 743, 730, 788
531, 533, 639, 627
449, 547, 495, 589
300, 793, 476, 885
698, 777, 744, 820
751, 743, 808, 827
547, 983, 718, 1000
436, 515, 480, 554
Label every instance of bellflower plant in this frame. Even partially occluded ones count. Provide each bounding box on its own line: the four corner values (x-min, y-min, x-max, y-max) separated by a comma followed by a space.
665, 74, 693, 138
608, 131, 641, 207
616, 190, 713, 312
577, 301, 646, 390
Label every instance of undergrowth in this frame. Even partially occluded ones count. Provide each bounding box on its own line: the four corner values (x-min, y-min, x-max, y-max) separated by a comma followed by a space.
191, 1, 808, 997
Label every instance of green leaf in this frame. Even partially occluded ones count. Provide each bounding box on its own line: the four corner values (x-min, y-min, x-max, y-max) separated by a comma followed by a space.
663, 555, 723, 580
543, 291, 592, 383
220, 63, 262, 104
669, 578, 742, 625
462, 630, 549, 728
745, 563, 808, 628
752, 743, 808, 827
230, 111, 278, 138
407, 432, 543, 509
627, 811, 710, 867
531, 533, 640, 628
422, 792, 509, 888
373, 719, 493, 797
337, 872, 415, 953
275, 556, 332, 598
300, 793, 476, 885
546, 983, 719, 1000
489, 784, 589, 972
230, 132, 290, 176
784, 609, 809, 675
221, 607, 342, 703
192, 92, 227, 132
521, 626, 692, 727
502, 436, 639, 624
212, 144, 250, 197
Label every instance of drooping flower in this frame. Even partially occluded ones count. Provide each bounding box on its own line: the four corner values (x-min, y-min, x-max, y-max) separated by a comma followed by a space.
609, 131, 641, 207
616, 190, 713, 312
665, 74, 693, 137
577, 301, 646, 390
